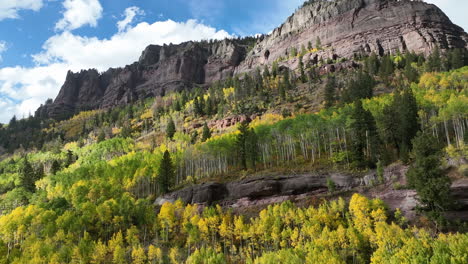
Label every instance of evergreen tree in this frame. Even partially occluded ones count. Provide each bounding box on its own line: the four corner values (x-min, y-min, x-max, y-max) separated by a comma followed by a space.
263, 65, 270, 79
299, 56, 307, 83
18, 157, 35, 191
315, 36, 322, 50
247, 128, 259, 170
121, 123, 132, 138
190, 131, 199, 144
236, 121, 250, 170
342, 71, 375, 103
272, 61, 279, 78
157, 150, 174, 194
407, 132, 452, 220
365, 52, 380, 75
426, 46, 441, 72
324, 76, 336, 108
201, 123, 211, 142
166, 118, 176, 140
404, 58, 419, 83
307, 41, 312, 50
448, 48, 464, 70
51, 160, 61, 175
97, 129, 106, 143
65, 150, 75, 168
398, 88, 420, 160
350, 100, 379, 168
379, 55, 394, 83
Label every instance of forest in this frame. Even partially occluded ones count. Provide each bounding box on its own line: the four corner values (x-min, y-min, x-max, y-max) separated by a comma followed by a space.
0, 46, 467, 263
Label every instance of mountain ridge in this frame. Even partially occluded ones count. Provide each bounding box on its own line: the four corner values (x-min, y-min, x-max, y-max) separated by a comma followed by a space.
37, 0, 468, 120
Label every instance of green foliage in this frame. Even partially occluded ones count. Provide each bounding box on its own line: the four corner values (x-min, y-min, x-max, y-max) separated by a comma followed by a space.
350, 100, 380, 168
324, 76, 336, 108
326, 177, 336, 194
407, 132, 453, 218
201, 123, 211, 142
166, 118, 176, 140
158, 150, 174, 194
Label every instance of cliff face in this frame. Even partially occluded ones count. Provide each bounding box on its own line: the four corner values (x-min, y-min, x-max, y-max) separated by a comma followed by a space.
235, 0, 468, 73
43, 40, 247, 119
40, 0, 468, 119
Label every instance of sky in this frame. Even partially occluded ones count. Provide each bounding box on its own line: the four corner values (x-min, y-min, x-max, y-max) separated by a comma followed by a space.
0, 0, 466, 123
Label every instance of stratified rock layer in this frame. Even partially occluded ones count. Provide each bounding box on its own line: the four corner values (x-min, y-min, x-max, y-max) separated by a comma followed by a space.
39, 0, 468, 119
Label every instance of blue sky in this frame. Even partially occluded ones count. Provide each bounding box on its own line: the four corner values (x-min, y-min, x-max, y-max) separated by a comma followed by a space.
0, 0, 466, 123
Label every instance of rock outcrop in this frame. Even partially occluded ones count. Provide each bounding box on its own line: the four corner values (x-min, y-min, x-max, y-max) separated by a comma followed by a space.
38, 0, 468, 119
154, 173, 355, 205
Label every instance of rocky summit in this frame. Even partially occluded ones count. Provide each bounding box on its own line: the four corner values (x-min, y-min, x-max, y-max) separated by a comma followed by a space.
38, 0, 467, 120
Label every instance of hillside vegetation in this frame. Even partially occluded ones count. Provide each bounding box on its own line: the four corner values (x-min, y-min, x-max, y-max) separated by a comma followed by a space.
0, 48, 467, 263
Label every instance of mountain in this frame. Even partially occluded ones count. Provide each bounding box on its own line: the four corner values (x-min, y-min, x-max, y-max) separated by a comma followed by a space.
38, 0, 467, 120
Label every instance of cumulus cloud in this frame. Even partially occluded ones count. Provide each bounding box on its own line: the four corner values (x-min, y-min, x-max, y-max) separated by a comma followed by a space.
117, 6, 145, 32
0, 17, 231, 123
0, 41, 7, 62
34, 19, 231, 71
55, 0, 103, 31
0, 0, 43, 21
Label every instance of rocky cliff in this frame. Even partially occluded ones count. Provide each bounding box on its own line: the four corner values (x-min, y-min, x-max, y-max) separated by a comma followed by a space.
39, 0, 468, 119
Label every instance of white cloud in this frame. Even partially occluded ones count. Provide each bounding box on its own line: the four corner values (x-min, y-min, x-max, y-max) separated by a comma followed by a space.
55, 0, 103, 31
34, 19, 231, 71
0, 0, 43, 21
117, 6, 145, 32
0, 18, 231, 123
0, 41, 7, 62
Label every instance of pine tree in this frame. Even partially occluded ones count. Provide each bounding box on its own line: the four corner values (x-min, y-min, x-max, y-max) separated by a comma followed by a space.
191, 131, 199, 144
51, 160, 61, 175
166, 118, 176, 140
398, 88, 420, 160
121, 123, 131, 138
350, 100, 379, 168
426, 46, 441, 72
236, 121, 250, 170
97, 129, 106, 143
201, 123, 211, 142
324, 76, 336, 108
263, 65, 270, 79
299, 56, 307, 83
247, 128, 258, 170
19, 157, 35, 191
158, 150, 174, 194
407, 132, 452, 220
272, 61, 279, 78
65, 150, 75, 168
315, 36, 322, 50
365, 52, 380, 75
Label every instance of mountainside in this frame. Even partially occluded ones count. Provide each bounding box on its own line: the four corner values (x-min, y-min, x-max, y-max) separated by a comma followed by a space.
38, 0, 468, 120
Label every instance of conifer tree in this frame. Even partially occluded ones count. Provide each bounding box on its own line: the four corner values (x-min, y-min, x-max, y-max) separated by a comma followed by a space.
158, 150, 174, 194
166, 118, 176, 140
407, 132, 452, 220
350, 100, 379, 168
263, 65, 270, 79
315, 36, 322, 50
51, 160, 61, 175
18, 157, 36, 191
236, 121, 250, 170
426, 46, 441, 72
97, 129, 106, 143
201, 123, 211, 142
299, 56, 307, 83
324, 76, 336, 108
